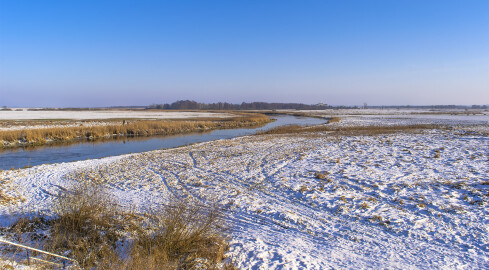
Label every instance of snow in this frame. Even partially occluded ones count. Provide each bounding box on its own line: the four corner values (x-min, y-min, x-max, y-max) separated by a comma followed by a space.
0, 110, 231, 121
303, 108, 489, 116
1, 113, 488, 269
0, 110, 233, 131
0, 258, 36, 269
328, 114, 489, 127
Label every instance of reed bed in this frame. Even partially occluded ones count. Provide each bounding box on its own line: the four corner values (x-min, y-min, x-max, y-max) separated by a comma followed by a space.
0, 113, 270, 148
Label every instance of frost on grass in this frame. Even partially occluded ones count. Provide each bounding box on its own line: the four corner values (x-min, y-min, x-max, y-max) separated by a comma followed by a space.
0, 117, 488, 268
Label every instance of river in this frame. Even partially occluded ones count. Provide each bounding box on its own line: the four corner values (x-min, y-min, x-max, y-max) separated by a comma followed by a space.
0, 115, 325, 169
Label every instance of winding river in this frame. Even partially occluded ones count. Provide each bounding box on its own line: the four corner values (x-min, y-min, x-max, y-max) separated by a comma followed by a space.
0, 115, 325, 170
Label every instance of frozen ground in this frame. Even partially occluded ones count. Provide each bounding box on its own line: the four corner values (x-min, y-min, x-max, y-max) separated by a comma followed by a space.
301, 108, 489, 116
0, 115, 488, 269
327, 114, 489, 128
318, 110, 489, 135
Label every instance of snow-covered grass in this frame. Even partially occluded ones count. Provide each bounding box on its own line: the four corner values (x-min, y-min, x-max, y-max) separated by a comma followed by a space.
0, 114, 488, 268
0, 259, 35, 269
0, 110, 231, 121
300, 108, 489, 116
326, 114, 489, 128
0, 109, 233, 132
314, 109, 489, 135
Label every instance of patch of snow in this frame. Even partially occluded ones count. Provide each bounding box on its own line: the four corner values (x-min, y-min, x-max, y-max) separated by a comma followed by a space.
0, 110, 231, 121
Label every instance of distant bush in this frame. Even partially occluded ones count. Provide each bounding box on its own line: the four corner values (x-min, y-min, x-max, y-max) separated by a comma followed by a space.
328, 117, 341, 123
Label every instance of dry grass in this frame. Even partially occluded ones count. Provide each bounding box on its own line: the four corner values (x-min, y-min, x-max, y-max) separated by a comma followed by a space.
126, 200, 233, 270
360, 202, 370, 209
2, 182, 234, 269
260, 124, 445, 136
0, 113, 269, 148
314, 172, 328, 180
263, 112, 328, 120
48, 182, 122, 268
328, 117, 341, 123
0, 190, 18, 206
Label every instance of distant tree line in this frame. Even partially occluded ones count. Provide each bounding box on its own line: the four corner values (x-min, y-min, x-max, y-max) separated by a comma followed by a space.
147, 100, 333, 110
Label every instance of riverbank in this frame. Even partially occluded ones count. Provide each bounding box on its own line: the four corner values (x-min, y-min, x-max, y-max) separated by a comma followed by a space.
0, 112, 270, 149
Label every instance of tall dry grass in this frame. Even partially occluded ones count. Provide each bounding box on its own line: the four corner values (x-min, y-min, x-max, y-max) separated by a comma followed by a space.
4, 181, 235, 269
126, 200, 232, 270
328, 117, 341, 123
48, 182, 122, 268
0, 113, 270, 148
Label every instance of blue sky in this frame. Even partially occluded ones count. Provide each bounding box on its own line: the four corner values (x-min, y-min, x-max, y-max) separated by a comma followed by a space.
1, 0, 488, 107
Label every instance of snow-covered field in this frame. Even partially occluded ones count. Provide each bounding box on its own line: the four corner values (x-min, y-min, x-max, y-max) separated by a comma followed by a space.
0, 109, 231, 121
303, 108, 489, 116
0, 109, 229, 120
0, 110, 232, 131
1, 113, 488, 269
327, 114, 489, 128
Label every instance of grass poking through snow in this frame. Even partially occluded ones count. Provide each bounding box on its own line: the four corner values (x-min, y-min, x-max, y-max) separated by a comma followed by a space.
1, 181, 234, 269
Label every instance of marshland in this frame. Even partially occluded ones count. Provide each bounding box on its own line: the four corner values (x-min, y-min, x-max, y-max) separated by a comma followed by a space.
1, 108, 488, 268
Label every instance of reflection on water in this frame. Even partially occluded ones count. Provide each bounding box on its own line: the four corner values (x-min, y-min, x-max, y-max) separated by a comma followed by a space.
0, 116, 325, 169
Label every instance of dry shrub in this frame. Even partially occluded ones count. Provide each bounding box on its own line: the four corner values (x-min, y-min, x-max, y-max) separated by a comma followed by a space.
369, 215, 383, 222
315, 172, 328, 179
49, 182, 122, 268
0, 190, 19, 205
2, 183, 235, 269
8, 215, 51, 238
360, 202, 369, 209
127, 199, 232, 270
328, 117, 341, 123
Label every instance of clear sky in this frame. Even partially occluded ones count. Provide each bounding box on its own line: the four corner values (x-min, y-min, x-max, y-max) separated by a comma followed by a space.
1, 0, 488, 107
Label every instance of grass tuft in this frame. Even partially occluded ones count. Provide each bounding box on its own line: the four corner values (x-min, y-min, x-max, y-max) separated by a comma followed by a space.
328, 117, 341, 123
49, 182, 122, 268
127, 199, 232, 269
2, 182, 235, 269
260, 124, 445, 136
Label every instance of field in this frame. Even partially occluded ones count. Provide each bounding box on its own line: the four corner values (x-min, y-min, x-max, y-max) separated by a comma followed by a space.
0, 110, 270, 148
0, 110, 488, 269
0, 109, 232, 122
